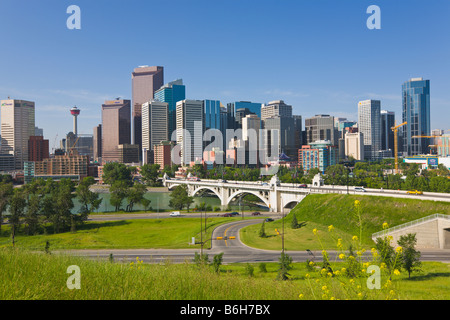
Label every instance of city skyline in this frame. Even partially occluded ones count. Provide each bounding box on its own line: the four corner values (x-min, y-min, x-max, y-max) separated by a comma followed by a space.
0, 1, 449, 147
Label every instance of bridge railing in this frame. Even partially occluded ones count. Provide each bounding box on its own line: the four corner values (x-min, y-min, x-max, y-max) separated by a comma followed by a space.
371, 214, 450, 239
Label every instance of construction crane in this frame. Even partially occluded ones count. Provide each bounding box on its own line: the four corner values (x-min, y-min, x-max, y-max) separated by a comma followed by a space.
412, 131, 450, 155
68, 136, 80, 156
391, 121, 407, 174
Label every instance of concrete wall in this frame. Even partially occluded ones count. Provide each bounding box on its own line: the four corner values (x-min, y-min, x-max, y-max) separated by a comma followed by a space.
374, 217, 450, 249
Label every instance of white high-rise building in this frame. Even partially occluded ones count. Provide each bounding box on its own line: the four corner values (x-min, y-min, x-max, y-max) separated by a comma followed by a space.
176, 100, 204, 166
0, 99, 35, 169
358, 100, 381, 160
345, 132, 365, 161
142, 100, 169, 164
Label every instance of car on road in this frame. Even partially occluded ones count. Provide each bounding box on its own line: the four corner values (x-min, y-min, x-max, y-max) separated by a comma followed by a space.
261, 182, 269, 186
170, 211, 181, 217
230, 212, 239, 216
221, 213, 233, 217
298, 184, 307, 188
354, 187, 366, 192
407, 190, 423, 195
265, 218, 274, 222
251, 212, 261, 216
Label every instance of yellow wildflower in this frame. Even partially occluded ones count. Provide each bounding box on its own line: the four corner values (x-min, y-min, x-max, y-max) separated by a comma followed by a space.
394, 269, 401, 276
313, 228, 318, 235
322, 285, 328, 291
382, 222, 389, 229
299, 294, 304, 299
339, 253, 345, 260
352, 235, 358, 241
328, 225, 335, 232
396, 246, 403, 254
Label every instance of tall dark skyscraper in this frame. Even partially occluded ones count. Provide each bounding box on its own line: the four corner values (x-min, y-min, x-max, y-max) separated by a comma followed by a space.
402, 78, 430, 156
132, 66, 164, 150
381, 110, 395, 154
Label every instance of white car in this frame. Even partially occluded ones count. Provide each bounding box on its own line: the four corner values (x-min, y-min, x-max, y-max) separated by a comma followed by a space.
354, 187, 366, 192
170, 211, 181, 217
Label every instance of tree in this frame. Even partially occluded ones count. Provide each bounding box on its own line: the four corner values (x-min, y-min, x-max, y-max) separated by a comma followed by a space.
375, 236, 401, 278
126, 183, 150, 212
54, 179, 76, 233
9, 189, 27, 246
168, 185, 193, 211
102, 162, 133, 186
277, 252, 293, 280
291, 213, 299, 229
397, 233, 422, 279
212, 252, 224, 273
109, 180, 129, 212
0, 182, 13, 233
24, 194, 41, 235
76, 176, 102, 219
259, 220, 267, 238
141, 164, 161, 186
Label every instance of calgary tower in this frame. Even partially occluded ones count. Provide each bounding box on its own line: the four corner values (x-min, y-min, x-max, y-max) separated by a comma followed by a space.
70, 106, 80, 136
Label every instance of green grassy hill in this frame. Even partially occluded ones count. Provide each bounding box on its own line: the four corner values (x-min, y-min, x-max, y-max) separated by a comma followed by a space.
240, 194, 450, 250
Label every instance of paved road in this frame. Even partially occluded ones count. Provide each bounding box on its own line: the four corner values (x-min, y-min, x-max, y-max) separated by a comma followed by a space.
66, 217, 450, 264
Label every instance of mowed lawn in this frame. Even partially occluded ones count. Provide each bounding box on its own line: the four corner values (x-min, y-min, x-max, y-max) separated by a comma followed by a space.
0, 217, 240, 250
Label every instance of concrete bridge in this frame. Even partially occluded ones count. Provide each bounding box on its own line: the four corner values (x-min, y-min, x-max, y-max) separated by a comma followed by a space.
163, 173, 450, 213
162, 174, 309, 213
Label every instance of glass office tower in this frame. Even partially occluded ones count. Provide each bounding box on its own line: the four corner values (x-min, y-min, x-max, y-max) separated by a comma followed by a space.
402, 78, 430, 156
154, 79, 186, 141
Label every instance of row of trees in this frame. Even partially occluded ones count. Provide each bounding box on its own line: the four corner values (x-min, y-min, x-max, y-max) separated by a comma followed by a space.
0, 176, 102, 244
101, 162, 152, 211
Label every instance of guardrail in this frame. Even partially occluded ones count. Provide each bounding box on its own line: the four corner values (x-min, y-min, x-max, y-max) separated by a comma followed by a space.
371, 214, 450, 239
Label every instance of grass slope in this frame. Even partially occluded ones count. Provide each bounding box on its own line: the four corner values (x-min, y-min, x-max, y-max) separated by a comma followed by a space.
1, 248, 449, 300
240, 194, 450, 250
0, 217, 242, 250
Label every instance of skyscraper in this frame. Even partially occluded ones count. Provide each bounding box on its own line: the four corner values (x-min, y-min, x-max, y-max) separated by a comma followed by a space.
93, 124, 102, 162
358, 100, 381, 160
28, 136, 49, 162
204, 100, 222, 131
261, 100, 292, 121
154, 79, 185, 140
132, 66, 164, 150
0, 99, 35, 169
101, 99, 132, 163
381, 110, 395, 156
141, 100, 169, 164
263, 115, 296, 159
229, 101, 262, 118
305, 114, 338, 147
402, 78, 431, 156
176, 100, 204, 166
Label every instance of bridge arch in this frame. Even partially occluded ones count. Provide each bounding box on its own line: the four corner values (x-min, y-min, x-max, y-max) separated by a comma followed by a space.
227, 190, 270, 208
191, 186, 223, 202
283, 200, 300, 209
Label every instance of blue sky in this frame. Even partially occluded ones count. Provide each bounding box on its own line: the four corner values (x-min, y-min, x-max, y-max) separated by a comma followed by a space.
1, 0, 449, 148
